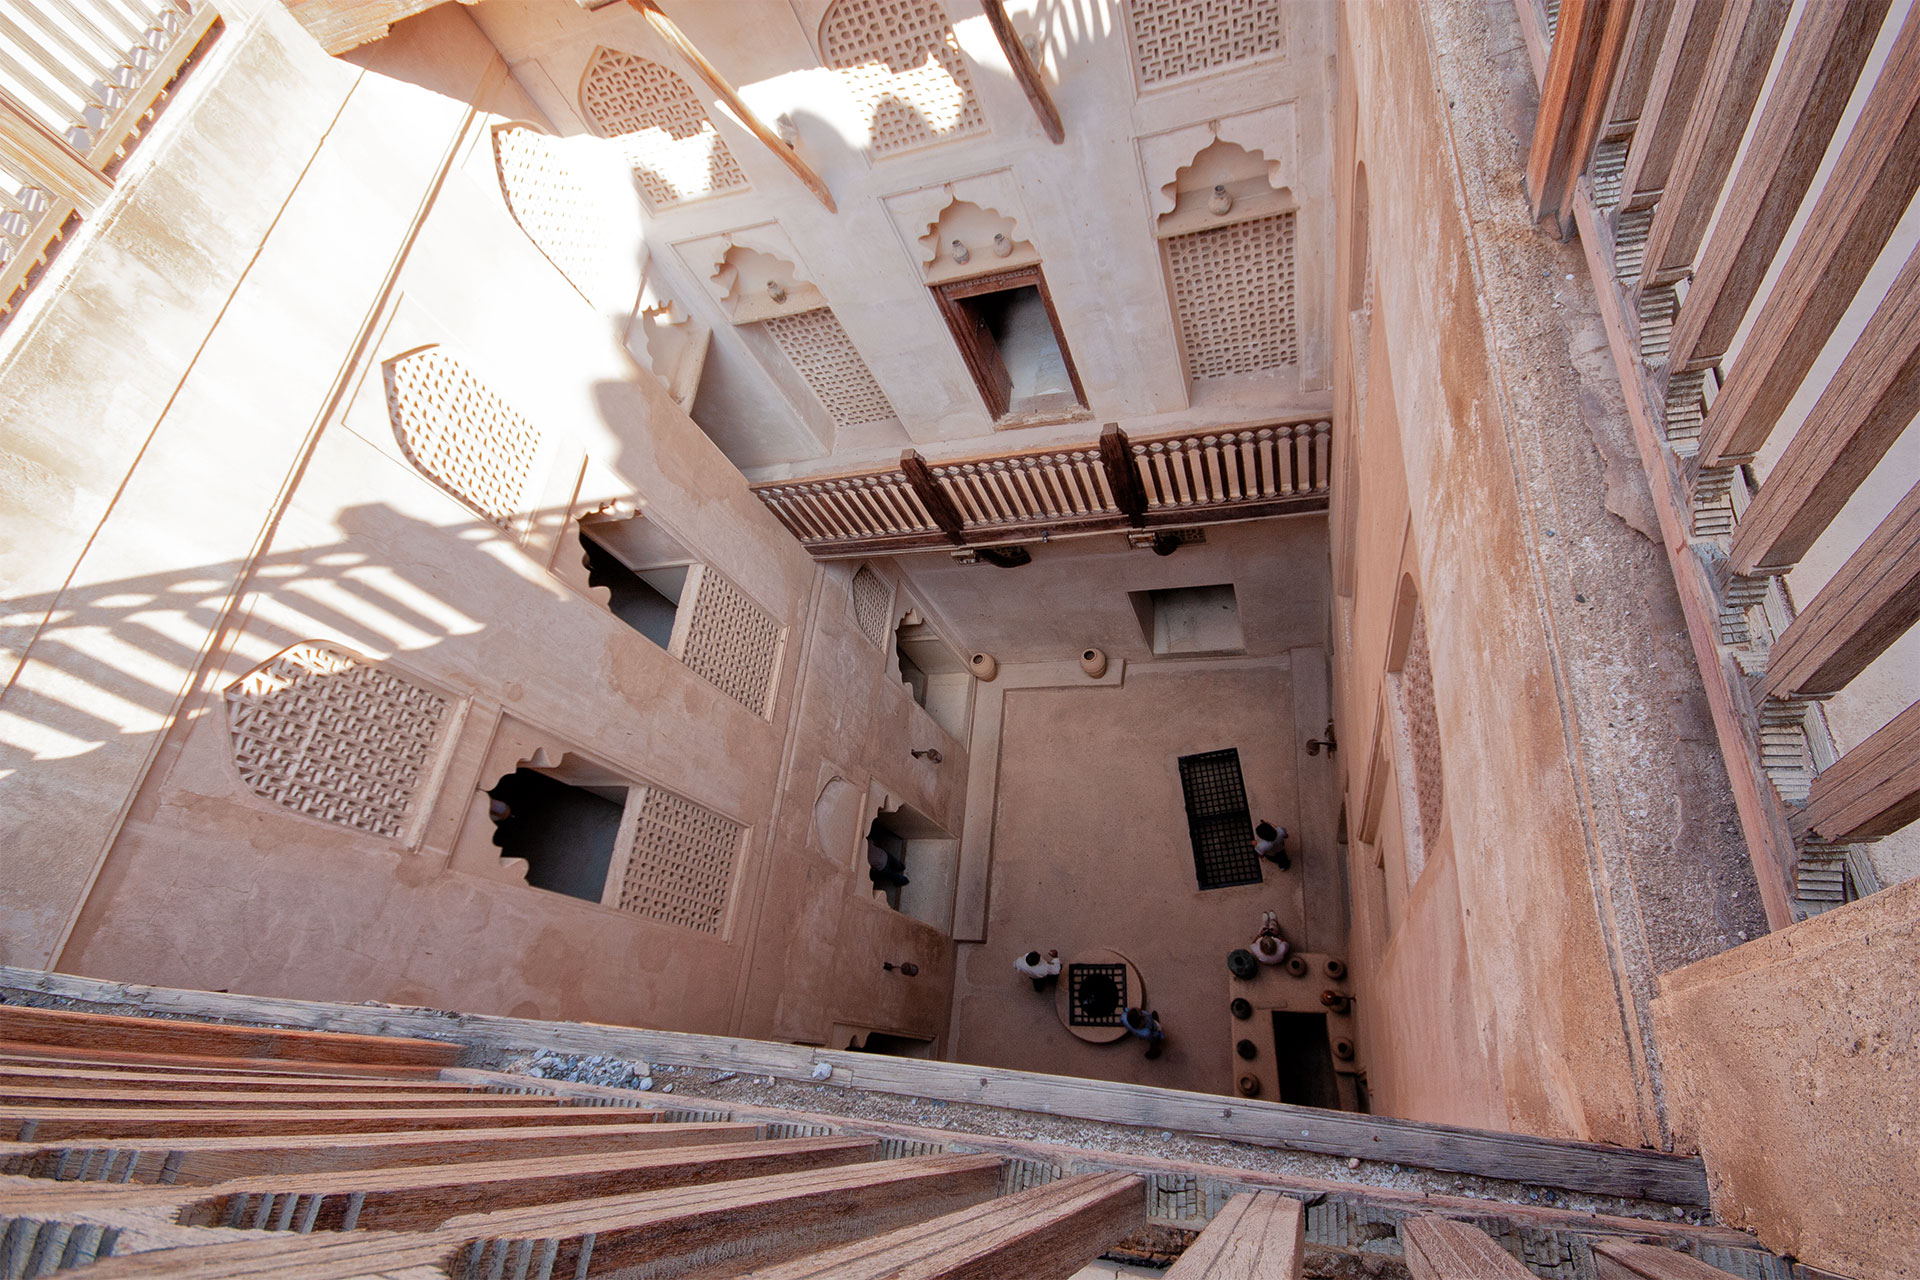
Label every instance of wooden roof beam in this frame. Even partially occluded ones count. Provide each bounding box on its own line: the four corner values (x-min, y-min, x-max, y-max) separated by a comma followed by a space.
627, 0, 837, 212
980, 0, 1064, 144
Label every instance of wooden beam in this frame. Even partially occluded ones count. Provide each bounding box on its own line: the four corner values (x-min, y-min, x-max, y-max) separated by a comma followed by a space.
1728, 243, 1920, 574
627, 0, 836, 212
1592, 1237, 1758, 1279
2, 1121, 760, 1185
0, 1045, 444, 1079
1637, 0, 1790, 284
0, 86, 109, 211
1603, 0, 1678, 130
1528, 0, 1634, 233
1793, 698, 1920, 843
900, 450, 968, 543
0, 1084, 561, 1110
1761, 479, 1920, 701
738, 1171, 1143, 1278
1100, 425, 1147, 527
979, 0, 1063, 144
1164, 1191, 1305, 1278
1400, 1215, 1534, 1279
1618, 0, 1730, 206
0, 1005, 458, 1068
1697, 3, 1920, 466
4, 1103, 660, 1142
0, 1063, 488, 1093
1666, 0, 1890, 369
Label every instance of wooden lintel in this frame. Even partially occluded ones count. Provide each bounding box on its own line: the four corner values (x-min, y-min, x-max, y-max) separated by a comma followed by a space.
979, 0, 1064, 144
628, 0, 836, 212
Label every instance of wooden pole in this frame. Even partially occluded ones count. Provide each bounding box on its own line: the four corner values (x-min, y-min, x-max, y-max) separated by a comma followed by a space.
1099, 425, 1146, 527
627, 0, 837, 212
1526, 0, 1632, 236
900, 451, 967, 545
978, 0, 1064, 144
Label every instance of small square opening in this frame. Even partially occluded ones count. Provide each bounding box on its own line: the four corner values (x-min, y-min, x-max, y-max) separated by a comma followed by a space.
1131, 583, 1245, 655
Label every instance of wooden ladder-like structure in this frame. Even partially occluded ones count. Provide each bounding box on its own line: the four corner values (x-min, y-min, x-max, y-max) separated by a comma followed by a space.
0, 1005, 1316, 1278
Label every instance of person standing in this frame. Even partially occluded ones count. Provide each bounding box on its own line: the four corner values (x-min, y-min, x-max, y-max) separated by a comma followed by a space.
1121, 1006, 1165, 1060
1254, 821, 1289, 870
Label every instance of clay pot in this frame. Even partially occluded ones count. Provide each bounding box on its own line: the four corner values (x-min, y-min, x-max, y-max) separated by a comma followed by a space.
1236, 1074, 1261, 1097
1229, 997, 1252, 1020
1235, 1038, 1257, 1060
1079, 647, 1107, 679
1285, 955, 1310, 978
968, 652, 998, 681
1227, 949, 1258, 979
1333, 1037, 1355, 1061
1325, 958, 1347, 981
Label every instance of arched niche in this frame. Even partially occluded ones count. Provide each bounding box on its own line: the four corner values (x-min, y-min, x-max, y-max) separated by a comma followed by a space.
1155, 138, 1294, 237
917, 197, 1039, 284
713, 244, 826, 323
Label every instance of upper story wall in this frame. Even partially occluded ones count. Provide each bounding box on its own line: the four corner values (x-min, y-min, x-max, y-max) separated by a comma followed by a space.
465, 0, 1337, 478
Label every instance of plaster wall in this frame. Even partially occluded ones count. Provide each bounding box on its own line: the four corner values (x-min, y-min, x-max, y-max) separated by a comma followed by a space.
1651, 876, 1920, 1280
1328, 0, 1766, 1146
463, 0, 1338, 479
3, 4, 965, 1044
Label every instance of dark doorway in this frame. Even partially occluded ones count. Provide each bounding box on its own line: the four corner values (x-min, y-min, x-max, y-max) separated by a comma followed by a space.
932, 266, 1085, 420
487, 769, 625, 904
1271, 1011, 1342, 1109
580, 531, 682, 649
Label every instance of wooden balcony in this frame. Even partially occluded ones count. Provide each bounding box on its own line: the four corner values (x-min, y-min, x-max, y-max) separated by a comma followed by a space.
750, 419, 1331, 558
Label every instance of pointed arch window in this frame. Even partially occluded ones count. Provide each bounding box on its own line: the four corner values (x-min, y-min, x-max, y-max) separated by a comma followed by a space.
579, 47, 748, 209
820, 0, 984, 156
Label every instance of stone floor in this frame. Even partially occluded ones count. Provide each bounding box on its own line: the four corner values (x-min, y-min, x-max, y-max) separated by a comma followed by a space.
947, 656, 1347, 1097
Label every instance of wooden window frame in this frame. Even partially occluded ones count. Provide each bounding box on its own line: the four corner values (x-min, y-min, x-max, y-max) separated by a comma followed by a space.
930, 264, 1087, 422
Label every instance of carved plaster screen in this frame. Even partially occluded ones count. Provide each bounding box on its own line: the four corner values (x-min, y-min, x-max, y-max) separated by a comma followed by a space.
675, 568, 785, 715
579, 47, 748, 209
1165, 212, 1298, 378
762, 308, 898, 428
851, 567, 891, 646
492, 125, 608, 296
820, 0, 984, 156
225, 644, 449, 840
619, 786, 745, 934
1125, 0, 1286, 87
1400, 604, 1444, 851
385, 348, 544, 530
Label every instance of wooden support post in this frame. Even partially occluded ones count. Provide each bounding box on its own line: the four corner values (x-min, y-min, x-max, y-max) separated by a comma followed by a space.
1696, 3, 1920, 467
0, 87, 110, 211
627, 0, 837, 212
901, 450, 967, 544
1617, 0, 1728, 206
4, 1103, 661, 1142
1401, 1215, 1535, 1279
0, 1006, 459, 1068
1636, 0, 1790, 286
1728, 244, 1920, 574
1100, 425, 1147, 527
1793, 699, 1920, 843
1164, 1191, 1305, 1278
1593, 1237, 1770, 1279
1528, 0, 1634, 234
739, 1172, 1143, 1279
979, 0, 1064, 144
1761, 479, 1920, 700
1665, 0, 1890, 369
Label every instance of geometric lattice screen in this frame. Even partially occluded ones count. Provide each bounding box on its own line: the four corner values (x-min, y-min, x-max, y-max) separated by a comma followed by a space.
1165, 212, 1298, 379
618, 785, 745, 934
1400, 603, 1444, 853
579, 46, 749, 209
851, 566, 890, 646
676, 568, 786, 716
763, 308, 898, 428
1125, 0, 1286, 87
224, 643, 449, 840
1176, 747, 1263, 890
819, 0, 984, 156
491, 124, 611, 299
384, 347, 544, 530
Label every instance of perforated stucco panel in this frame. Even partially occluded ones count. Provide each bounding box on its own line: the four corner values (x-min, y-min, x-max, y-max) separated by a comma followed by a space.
580, 48, 748, 207
763, 309, 898, 427
1402, 605, 1444, 851
1126, 0, 1286, 86
820, 0, 984, 155
224, 644, 448, 840
1166, 213, 1297, 379
492, 125, 608, 295
619, 787, 745, 934
852, 567, 890, 646
385, 348, 543, 529
680, 570, 785, 714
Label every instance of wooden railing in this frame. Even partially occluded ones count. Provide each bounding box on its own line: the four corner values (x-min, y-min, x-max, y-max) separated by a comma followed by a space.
1524, 0, 1920, 921
751, 419, 1331, 556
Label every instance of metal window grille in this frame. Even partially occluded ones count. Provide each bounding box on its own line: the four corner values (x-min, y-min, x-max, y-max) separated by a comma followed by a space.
1178, 748, 1263, 889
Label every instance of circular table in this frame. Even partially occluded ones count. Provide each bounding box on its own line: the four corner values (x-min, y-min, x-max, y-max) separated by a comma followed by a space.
1054, 948, 1146, 1044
